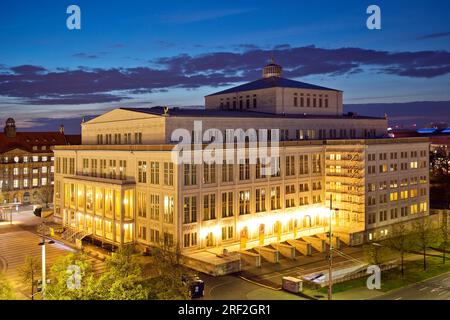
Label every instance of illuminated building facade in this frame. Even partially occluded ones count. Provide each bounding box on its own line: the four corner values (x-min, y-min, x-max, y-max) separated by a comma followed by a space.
0, 118, 80, 204
52, 62, 430, 263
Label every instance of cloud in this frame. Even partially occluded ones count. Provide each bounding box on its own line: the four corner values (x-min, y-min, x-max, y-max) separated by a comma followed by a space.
10, 65, 47, 75
160, 8, 255, 24
72, 53, 100, 59
417, 31, 450, 40
1, 45, 450, 104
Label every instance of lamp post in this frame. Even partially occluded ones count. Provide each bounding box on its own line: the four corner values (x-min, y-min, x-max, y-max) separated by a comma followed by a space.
328, 197, 339, 301
38, 219, 54, 300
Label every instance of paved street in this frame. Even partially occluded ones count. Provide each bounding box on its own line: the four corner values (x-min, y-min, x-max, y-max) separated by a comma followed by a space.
0, 208, 105, 299
373, 272, 450, 300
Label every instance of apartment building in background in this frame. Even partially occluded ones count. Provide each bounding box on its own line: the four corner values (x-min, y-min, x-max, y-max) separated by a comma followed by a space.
0, 118, 80, 204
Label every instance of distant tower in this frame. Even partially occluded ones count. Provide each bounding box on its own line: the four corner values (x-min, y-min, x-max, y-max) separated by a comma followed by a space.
4, 118, 16, 138
59, 124, 65, 134
262, 57, 283, 78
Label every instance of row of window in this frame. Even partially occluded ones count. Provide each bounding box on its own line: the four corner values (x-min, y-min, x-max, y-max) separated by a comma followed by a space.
0, 177, 49, 189
367, 161, 427, 174
367, 202, 428, 224
367, 188, 427, 205
293, 93, 329, 108
96, 132, 143, 145
367, 150, 427, 161
1, 155, 53, 164
183, 187, 322, 223
367, 176, 428, 192
220, 94, 257, 110
4, 166, 53, 176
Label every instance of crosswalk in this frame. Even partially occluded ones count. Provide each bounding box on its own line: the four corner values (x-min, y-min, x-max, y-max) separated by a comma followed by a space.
0, 230, 105, 299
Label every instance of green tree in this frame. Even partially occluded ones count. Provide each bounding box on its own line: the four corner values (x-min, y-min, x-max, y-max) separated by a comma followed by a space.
93, 245, 148, 300
18, 256, 41, 299
363, 242, 388, 266
412, 216, 439, 271
383, 223, 413, 277
35, 185, 54, 208
145, 242, 192, 300
45, 253, 96, 300
0, 272, 15, 300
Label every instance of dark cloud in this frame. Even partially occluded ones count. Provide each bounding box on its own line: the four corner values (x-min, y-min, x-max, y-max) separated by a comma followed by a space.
417, 31, 450, 40
72, 53, 100, 59
10, 65, 47, 75
1, 45, 450, 104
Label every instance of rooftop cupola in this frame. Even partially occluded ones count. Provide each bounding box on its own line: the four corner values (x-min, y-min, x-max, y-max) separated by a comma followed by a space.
4, 118, 16, 138
262, 58, 282, 78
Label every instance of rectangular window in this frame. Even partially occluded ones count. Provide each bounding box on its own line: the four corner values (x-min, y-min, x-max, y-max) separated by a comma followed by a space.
150, 161, 159, 184
163, 195, 174, 223
163, 162, 174, 186
203, 163, 216, 184
221, 161, 233, 182
255, 188, 266, 213
138, 161, 147, 183
203, 194, 216, 220
239, 190, 250, 215
285, 155, 295, 176
270, 186, 281, 210
221, 192, 233, 218
184, 164, 197, 186
150, 194, 160, 220
183, 196, 197, 223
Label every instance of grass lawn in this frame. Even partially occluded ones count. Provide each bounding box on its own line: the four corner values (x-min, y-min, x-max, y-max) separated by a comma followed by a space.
312, 254, 450, 295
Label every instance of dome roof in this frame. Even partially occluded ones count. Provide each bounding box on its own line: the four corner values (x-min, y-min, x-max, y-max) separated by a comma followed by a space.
262, 58, 282, 78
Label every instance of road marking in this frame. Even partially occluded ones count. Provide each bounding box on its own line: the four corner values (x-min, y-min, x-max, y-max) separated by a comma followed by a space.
438, 291, 447, 296
395, 297, 402, 300
419, 286, 428, 291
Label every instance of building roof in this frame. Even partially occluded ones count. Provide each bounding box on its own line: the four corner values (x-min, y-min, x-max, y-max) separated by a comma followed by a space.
120, 107, 383, 120
205, 76, 341, 97
0, 132, 81, 153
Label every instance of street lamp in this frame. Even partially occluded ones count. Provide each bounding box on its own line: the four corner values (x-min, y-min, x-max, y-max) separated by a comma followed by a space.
38, 219, 54, 300
328, 197, 339, 301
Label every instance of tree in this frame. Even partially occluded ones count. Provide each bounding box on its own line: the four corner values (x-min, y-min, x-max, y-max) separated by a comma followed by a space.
35, 185, 54, 208
45, 253, 96, 300
145, 242, 192, 300
0, 272, 15, 300
18, 256, 41, 299
383, 223, 414, 277
93, 245, 148, 300
412, 216, 439, 271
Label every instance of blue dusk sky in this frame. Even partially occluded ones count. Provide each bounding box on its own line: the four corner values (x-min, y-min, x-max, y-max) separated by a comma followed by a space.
0, 0, 450, 132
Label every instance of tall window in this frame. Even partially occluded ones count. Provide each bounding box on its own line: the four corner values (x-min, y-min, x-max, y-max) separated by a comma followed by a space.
203, 163, 216, 184
239, 158, 250, 181
239, 190, 250, 215
137, 192, 147, 217
119, 160, 126, 179
184, 164, 197, 186
285, 155, 295, 176
221, 192, 233, 217
299, 154, 309, 175
138, 161, 147, 183
203, 194, 216, 220
150, 162, 159, 184
270, 186, 281, 210
222, 161, 233, 182
149, 194, 159, 220
312, 154, 322, 174
163, 195, 174, 223
163, 162, 174, 186
183, 196, 197, 223
255, 188, 266, 213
